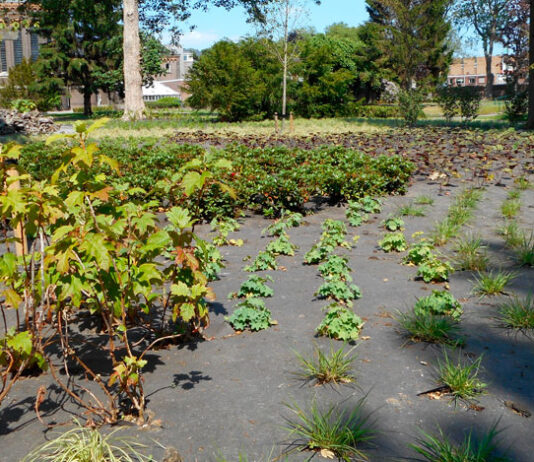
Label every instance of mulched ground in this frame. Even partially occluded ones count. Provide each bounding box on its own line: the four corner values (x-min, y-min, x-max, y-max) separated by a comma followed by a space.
1, 167, 533, 461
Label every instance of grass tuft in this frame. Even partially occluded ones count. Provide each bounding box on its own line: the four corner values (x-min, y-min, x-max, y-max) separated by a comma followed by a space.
472, 270, 516, 296
498, 221, 522, 248
497, 293, 534, 331
294, 343, 357, 385
453, 234, 489, 271
397, 203, 426, 217
284, 398, 375, 461
500, 199, 521, 219
515, 232, 534, 267
395, 310, 463, 346
414, 195, 435, 205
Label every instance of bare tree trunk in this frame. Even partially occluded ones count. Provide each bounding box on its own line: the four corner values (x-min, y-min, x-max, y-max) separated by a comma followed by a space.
281, 0, 289, 132
484, 50, 494, 99
122, 0, 145, 121
83, 88, 93, 116
527, 0, 534, 129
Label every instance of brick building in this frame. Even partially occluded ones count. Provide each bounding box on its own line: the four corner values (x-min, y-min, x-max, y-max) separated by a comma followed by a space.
447, 56, 512, 87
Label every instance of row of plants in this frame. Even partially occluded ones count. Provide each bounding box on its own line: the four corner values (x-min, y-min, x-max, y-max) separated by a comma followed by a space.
20, 139, 415, 219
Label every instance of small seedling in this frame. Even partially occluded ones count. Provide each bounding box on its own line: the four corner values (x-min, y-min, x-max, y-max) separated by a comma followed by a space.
436, 350, 486, 404
317, 304, 364, 341
379, 232, 408, 252
410, 422, 510, 462
284, 398, 374, 461
211, 217, 243, 246
263, 211, 303, 237
417, 258, 453, 283
244, 250, 278, 272
447, 205, 473, 227
383, 216, 405, 231
500, 198, 521, 219
473, 270, 515, 296
266, 234, 297, 256
496, 293, 534, 332
498, 220, 522, 248
453, 234, 489, 271
431, 219, 460, 246
196, 243, 225, 281
395, 310, 462, 346
403, 240, 434, 265
359, 196, 382, 213
515, 232, 534, 266
414, 290, 463, 320
315, 281, 362, 305
507, 189, 521, 200
231, 275, 274, 299
414, 195, 435, 205
225, 298, 273, 331
294, 343, 357, 385
398, 203, 426, 217
318, 255, 352, 282
514, 176, 531, 190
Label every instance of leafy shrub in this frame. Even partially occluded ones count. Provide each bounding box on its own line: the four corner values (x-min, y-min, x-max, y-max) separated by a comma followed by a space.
265, 234, 297, 256
383, 216, 404, 231
315, 281, 362, 305
414, 291, 463, 320
196, 242, 224, 281
379, 232, 407, 252
505, 91, 528, 122
225, 298, 273, 331
11, 99, 37, 113
232, 275, 274, 298
403, 240, 434, 265
399, 89, 423, 126
417, 258, 453, 282
317, 304, 364, 341
145, 96, 182, 108
318, 255, 352, 282
244, 251, 278, 272
437, 86, 482, 123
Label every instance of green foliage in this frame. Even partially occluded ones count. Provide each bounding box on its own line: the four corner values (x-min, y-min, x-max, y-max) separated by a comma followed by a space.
473, 271, 516, 296
411, 423, 510, 462
399, 89, 424, 126
403, 240, 435, 265
515, 232, 534, 267
414, 195, 434, 205
232, 275, 274, 299
345, 197, 381, 226
395, 311, 463, 346
358, 196, 382, 213
0, 328, 47, 373
284, 398, 375, 461
414, 291, 463, 320
305, 219, 350, 264
379, 231, 407, 252
498, 221, 522, 248
383, 216, 404, 231
196, 242, 225, 281
225, 298, 273, 332
244, 251, 278, 272
263, 211, 303, 237
294, 343, 356, 385
453, 234, 489, 271
318, 255, 352, 282
436, 350, 486, 404
505, 91, 528, 122
145, 96, 182, 109
437, 86, 482, 123
265, 234, 297, 256
500, 198, 521, 219
497, 293, 534, 331
317, 304, 364, 341
22, 421, 151, 462
211, 217, 242, 246
315, 281, 362, 305
397, 203, 426, 217
417, 258, 453, 283
10, 99, 37, 113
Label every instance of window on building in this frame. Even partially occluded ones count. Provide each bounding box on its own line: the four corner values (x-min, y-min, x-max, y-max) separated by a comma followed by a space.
456, 78, 464, 85
30, 33, 39, 61
0, 41, 6, 73
478, 76, 485, 84
13, 32, 23, 65
469, 78, 475, 85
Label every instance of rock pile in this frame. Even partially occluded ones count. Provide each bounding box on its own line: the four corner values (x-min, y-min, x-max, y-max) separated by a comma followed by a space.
0, 109, 58, 136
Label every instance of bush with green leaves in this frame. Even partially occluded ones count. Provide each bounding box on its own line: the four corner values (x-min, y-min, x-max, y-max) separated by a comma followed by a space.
11, 98, 37, 113
318, 255, 352, 282
414, 291, 463, 320
231, 275, 274, 299
399, 89, 423, 126
383, 216, 404, 231
244, 250, 278, 272
317, 304, 364, 341
263, 211, 303, 237
403, 240, 434, 265
266, 234, 297, 256
315, 281, 362, 305
196, 242, 225, 281
417, 258, 453, 283
225, 298, 273, 331
379, 232, 408, 252
437, 86, 481, 123
505, 91, 528, 122
145, 96, 182, 108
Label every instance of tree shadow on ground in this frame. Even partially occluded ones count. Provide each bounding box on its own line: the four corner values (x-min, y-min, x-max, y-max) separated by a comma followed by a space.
173, 371, 212, 390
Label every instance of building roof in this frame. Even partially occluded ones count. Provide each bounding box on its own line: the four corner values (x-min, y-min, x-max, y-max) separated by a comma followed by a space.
142, 81, 180, 97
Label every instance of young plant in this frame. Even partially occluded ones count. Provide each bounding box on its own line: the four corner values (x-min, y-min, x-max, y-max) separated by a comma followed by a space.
414, 290, 463, 320
22, 421, 151, 462
225, 298, 273, 332
398, 203, 426, 217
265, 234, 297, 256
410, 422, 510, 462
496, 293, 534, 332
196, 242, 225, 281
431, 219, 460, 246
498, 221, 522, 248
395, 311, 462, 346
244, 250, 278, 272
500, 199, 521, 219
359, 196, 382, 213
473, 270, 516, 296
346, 208, 368, 227
318, 255, 352, 282
414, 195, 435, 205
453, 234, 489, 271
403, 240, 434, 265
383, 216, 405, 231
315, 281, 362, 305
378, 232, 408, 252
211, 217, 243, 246
294, 343, 356, 385
436, 350, 486, 404
284, 398, 374, 461
515, 232, 534, 267
417, 258, 453, 283
263, 211, 303, 237
317, 304, 364, 341
304, 243, 334, 265
231, 275, 274, 299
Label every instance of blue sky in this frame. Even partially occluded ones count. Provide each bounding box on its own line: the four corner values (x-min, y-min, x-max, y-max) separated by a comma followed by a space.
175, 0, 368, 50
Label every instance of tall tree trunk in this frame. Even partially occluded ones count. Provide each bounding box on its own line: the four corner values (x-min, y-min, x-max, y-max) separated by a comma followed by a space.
484, 48, 494, 99
83, 87, 93, 116
527, 0, 534, 129
281, 0, 289, 132
122, 0, 145, 121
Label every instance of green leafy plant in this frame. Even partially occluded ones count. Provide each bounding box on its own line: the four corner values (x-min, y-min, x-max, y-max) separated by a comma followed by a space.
244, 251, 278, 272
431, 219, 460, 246
414, 195, 435, 205
211, 217, 243, 246
379, 232, 408, 252
317, 304, 364, 341
345, 197, 381, 227
414, 291, 463, 320
498, 221, 522, 248
399, 88, 423, 126
403, 240, 435, 265
262, 211, 303, 237
383, 216, 405, 231
346, 208, 368, 227
294, 343, 356, 385
266, 234, 297, 256
11, 98, 37, 113
284, 398, 375, 461
496, 293, 534, 332
500, 199, 521, 219
315, 281, 362, 305
196, 242, 225, 281
417, 258, 453, 283
225, 298, 273, 331
453, 234, 489, 271
22, 420, 151, 462
436, 350, 486, 404
358, 196, 382, 214
473, 270, 515, 296
515, 232, 534, 267
0, 328, 47, 376
318, 255, 352, 282
397, 203, 426, 217
231, 275, 274, 299
304, 243, 334, 265
395, 311, 462, 346
410, 422, 510, 462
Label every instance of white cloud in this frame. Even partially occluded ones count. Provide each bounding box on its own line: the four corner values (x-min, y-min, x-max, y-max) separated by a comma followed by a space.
180, 30, 221, 49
